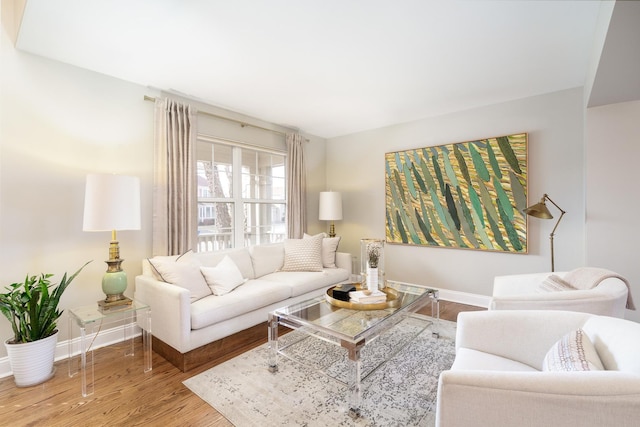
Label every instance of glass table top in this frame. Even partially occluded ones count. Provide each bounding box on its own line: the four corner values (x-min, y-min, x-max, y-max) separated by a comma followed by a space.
272, 281, 437, 344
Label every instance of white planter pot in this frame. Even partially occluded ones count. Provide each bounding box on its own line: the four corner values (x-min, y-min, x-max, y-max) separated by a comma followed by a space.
5, 330, 58, 387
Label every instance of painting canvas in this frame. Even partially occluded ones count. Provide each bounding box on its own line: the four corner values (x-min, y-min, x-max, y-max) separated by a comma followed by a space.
385, 133, 528, 253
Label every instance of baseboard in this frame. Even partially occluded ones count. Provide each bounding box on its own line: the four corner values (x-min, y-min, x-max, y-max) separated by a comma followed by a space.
437, 288, 491, 308
0, 324, 141, 380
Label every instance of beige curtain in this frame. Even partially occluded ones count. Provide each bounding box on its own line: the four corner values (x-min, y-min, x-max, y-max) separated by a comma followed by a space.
153, 98, 197, 255
286, 133, 306, 238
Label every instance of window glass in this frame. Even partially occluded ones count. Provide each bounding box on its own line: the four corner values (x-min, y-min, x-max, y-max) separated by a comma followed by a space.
196, 140, 286, 251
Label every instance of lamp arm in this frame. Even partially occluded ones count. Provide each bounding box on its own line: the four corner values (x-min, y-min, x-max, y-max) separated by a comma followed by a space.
543, 194, 566, 237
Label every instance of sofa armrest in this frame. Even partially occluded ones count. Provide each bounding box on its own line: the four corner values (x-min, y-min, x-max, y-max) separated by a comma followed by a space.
335, 252, 352, 275
134, 274, 192, 353
455, 310, 591, 369
436, 370, 640, 427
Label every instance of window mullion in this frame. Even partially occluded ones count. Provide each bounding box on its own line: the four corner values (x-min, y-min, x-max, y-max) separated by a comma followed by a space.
232, 146, 245, 247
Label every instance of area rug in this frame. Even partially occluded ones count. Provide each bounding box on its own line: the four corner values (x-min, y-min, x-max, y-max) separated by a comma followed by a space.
183, 315, 456, 426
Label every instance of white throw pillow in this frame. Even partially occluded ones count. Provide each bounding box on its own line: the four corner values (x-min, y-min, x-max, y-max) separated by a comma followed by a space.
148, 255, 212, 303
304, 233, 341, 268
281, 234, 323, 272
200, 255, 247, 296
543, 329, 604, 372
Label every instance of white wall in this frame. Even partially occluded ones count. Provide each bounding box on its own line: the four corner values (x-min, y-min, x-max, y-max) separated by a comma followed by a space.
586, 100, 640, 322
326, 88, 586, 298
0, 19, 154, 355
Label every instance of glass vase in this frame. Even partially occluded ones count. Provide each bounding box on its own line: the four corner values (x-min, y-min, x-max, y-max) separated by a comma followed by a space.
360, 238, 385, 292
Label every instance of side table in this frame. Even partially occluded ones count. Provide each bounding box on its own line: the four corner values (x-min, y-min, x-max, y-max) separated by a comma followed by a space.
67, 300, 152, 397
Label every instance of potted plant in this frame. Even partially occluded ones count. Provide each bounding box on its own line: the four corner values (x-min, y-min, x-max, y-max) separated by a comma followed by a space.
0, 262, 89, 387
361, 239, 384, 292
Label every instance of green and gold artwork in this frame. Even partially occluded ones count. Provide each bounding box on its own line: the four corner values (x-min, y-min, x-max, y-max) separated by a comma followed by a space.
385, 133, 528, 253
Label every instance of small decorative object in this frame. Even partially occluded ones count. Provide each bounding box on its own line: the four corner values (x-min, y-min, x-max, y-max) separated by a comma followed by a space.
332, 283, 357, 302
0, 262, 90, 386
361, 238, 385, 292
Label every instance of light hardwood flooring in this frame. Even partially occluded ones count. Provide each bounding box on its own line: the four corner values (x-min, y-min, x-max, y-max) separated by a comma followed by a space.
0, 301, 484, 427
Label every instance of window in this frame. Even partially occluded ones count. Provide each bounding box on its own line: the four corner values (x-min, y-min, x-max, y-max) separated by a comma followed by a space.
196, 139, 286, 251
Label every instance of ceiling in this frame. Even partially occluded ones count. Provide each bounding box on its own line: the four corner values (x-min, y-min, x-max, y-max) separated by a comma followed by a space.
16, 0, 606, 139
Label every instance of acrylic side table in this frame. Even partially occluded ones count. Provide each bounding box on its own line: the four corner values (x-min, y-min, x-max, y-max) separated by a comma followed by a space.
67, 300, 152, 397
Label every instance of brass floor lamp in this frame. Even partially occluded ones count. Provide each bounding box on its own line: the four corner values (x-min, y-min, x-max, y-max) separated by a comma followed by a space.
524, 194, 566, 272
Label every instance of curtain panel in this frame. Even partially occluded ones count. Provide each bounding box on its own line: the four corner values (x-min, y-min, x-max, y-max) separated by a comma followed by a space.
286, 133, 306, 239
153, 98, 197, 255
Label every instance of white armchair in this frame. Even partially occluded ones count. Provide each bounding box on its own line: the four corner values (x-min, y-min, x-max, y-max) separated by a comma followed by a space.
490, 270, 630, 318
436, 310, 640, 427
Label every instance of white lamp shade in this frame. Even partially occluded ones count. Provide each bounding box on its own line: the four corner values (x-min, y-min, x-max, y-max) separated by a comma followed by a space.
319, 191, 343, 221
83, 174, 141, 231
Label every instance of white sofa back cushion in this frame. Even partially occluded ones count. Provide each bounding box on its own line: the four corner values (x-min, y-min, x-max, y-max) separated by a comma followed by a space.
148, 254, 212, 303
582, 315, 640, 373
194, 247, 255, 280
249, 243, 285, 277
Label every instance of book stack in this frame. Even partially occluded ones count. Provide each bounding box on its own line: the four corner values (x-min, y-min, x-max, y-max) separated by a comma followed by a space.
349, 290, 387, 304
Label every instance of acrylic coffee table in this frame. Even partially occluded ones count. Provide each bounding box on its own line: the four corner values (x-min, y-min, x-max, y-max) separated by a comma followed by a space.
267, 280, 439, 418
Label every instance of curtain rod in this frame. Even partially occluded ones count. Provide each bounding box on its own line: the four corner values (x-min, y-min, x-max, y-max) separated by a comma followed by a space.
144, 95, 305, 140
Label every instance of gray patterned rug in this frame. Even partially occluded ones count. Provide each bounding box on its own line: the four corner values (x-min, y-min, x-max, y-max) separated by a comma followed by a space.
183, 314, 456, 426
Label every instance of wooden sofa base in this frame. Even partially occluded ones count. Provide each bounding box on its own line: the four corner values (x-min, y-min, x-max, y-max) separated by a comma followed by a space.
152, 321, 290, 372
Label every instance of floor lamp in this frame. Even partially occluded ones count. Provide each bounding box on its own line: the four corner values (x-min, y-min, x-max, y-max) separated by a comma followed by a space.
524, 193, 566, 272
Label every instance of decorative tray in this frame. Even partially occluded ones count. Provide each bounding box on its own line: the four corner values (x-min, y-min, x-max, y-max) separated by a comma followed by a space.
325, 283, 400, 310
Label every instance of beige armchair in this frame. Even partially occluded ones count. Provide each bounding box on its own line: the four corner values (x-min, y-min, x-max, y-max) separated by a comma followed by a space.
436, 310, 640, 427
490, 269, 631, 318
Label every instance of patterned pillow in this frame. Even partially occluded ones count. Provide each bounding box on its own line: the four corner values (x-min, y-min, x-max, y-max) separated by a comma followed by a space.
537, 274, 577, 293
543, 329, 604, 371
304, 233, 341, 268
281, 234, 323, 272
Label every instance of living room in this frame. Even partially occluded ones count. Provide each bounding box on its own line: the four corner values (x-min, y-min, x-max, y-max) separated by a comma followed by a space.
1, 0, 640, 425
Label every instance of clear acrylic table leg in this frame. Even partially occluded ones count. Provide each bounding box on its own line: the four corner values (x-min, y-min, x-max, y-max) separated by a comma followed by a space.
345, 340, 364, 419
141, 307, 152, 372
267, 312, 279, 373
431, 289, 440, 338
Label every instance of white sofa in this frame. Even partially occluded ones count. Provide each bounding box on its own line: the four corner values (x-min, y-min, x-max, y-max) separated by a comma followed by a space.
134, 239, 351, 371
491, 269, 632, 318
436, 310, 640, 427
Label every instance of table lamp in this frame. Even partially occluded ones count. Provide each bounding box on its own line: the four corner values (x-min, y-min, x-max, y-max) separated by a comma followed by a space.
83, 174, 141, 308
524, 193, 566, 272
319, 191, 343, 238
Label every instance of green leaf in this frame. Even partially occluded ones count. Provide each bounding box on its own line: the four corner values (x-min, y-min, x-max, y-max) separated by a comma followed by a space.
444, 184, 461, 231
454, 144, 471, 185
411, 163, 427, 194
442, 153, 459, 187
431, 155, 446, 196
497, 199, 523, 251
395, 210, 408, 243
497, 136, 522, 174
403, 163, 417, 199
509, 171, 527, 214
487, 142, 502, 179
415, 207, 437, 245
494, 176, 514, 222
469, 143, 490, 182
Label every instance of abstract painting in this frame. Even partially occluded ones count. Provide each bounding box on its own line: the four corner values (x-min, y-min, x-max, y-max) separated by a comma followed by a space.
385, 133, 528, 253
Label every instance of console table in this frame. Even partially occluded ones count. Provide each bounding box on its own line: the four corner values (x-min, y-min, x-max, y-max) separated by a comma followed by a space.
67, 300, 152, 397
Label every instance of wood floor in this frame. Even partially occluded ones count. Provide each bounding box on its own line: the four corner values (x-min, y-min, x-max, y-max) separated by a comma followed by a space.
0, 300, 483, 427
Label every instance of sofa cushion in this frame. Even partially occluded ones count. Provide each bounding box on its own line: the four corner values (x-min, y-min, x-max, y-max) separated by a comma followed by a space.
260, 268, 350, 297
451, 348, 538, 372
281, 234, 323, 272
304, 233, 341, 268
190, 279, 291, 330
148, 255, 212, 303
250, 243, 284, 277
200, 255, 247, 296
194, 247, 256, 280
543, 329, 604, 372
